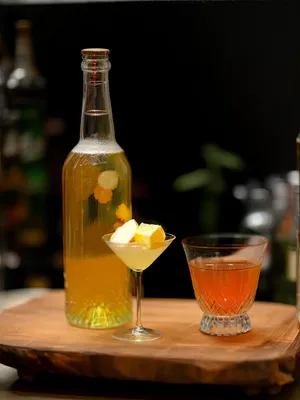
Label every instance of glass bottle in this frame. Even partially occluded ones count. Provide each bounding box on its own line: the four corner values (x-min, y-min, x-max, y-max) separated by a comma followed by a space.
0, 29, 24, 290
62, 48, 132, 329
296, 135, 300, 324
0, 32, 9, 291
284, 172, 298, 299
6, 20, 49, 289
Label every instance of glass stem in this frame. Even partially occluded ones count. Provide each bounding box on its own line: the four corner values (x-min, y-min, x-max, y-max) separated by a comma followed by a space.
135, 270, 143, 330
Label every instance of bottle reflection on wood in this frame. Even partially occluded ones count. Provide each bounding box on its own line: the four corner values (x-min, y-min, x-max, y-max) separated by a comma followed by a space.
62, 49, 132, 329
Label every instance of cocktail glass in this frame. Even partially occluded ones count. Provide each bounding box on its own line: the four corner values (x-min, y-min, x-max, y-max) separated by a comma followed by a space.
182, 234, 268, 336
103, 232, 176, 342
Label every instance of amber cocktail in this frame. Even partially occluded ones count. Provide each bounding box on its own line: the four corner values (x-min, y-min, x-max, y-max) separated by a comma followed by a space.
182, 234, 268, 336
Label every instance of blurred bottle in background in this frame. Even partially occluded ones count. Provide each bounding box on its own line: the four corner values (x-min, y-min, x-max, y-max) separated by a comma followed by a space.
235, 172, 298, 304
240, 186, 275, 301
4, 20, 49, 289
0, 32, 9, 284
275, 171, 298, 304
0, 28, 23, 290
265, 174, 289, 227
266, 172, 294, 304
296, 136, 300, 324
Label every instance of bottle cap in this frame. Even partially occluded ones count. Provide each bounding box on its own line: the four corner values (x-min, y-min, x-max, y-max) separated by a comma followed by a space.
81, 48, 110, 56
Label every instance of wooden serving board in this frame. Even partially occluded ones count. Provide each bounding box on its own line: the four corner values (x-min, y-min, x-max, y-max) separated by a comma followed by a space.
0, 290, 299, 391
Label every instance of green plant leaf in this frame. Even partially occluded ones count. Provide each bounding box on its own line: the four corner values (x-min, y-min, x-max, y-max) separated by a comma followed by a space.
217, 150, 244, 170
173, 169, 212, 192
201, 143, 244, 171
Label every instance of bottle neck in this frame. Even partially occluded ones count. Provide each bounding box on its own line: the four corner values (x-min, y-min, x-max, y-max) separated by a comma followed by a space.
15, 30, 36, 74
80, 70, 115, 141
0, 36, 12, 80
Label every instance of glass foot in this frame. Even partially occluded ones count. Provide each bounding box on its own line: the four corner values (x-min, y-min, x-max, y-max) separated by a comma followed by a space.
112, 327, 162, 342
200, 313, 252, 336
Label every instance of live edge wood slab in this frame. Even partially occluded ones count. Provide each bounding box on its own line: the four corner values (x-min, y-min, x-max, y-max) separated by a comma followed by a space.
0, 291, 299, 392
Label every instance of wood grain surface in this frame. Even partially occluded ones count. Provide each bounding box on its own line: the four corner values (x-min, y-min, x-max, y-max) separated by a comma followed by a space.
0, 290, 299, 389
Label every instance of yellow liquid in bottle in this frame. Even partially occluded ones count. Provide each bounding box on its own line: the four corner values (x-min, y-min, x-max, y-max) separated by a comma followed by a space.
62, 141, 132, 328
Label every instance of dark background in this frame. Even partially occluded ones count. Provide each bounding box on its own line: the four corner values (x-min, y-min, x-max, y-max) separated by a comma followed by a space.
1, 0, 300, 298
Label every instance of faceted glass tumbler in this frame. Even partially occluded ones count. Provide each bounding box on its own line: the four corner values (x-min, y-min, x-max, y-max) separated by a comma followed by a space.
182, 234, 268, 336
